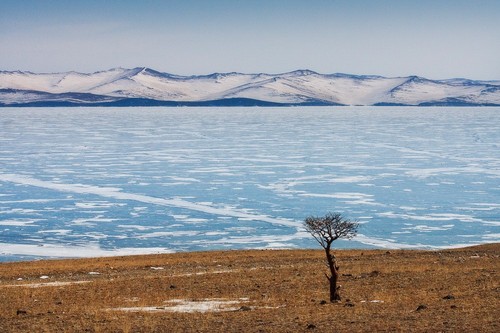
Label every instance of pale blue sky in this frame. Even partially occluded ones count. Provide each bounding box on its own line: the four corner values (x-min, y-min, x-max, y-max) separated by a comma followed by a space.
1, 0, 499, 79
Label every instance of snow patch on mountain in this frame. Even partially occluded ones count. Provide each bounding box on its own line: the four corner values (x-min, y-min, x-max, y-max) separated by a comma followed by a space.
0, 68, 499, 106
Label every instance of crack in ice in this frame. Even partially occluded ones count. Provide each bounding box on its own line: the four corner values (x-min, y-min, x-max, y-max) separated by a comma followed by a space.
0, 173, 301, 229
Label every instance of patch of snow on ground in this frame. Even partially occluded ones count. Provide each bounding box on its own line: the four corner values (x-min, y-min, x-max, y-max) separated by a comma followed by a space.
2, 281, 92, 288
112, 298, 249, 313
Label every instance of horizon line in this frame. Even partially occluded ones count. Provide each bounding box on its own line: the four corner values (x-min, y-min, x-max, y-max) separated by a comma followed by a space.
1, 67, 498, 81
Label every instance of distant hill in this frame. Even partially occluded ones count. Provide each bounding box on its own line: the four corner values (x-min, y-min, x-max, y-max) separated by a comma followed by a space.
1, 67, 499, 106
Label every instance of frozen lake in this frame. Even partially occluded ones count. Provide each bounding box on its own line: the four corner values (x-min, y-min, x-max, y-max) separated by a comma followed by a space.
0, 107, 499, 261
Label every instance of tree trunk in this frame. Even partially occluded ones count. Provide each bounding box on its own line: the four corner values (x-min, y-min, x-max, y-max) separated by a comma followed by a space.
329, 272, 340, 302
325, 246, 341, 302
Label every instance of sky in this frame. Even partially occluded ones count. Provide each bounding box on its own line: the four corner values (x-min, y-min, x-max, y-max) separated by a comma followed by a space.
1, 0, 499, 79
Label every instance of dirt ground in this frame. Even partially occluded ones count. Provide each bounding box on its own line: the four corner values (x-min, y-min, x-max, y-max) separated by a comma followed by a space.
0, 243, 498, 332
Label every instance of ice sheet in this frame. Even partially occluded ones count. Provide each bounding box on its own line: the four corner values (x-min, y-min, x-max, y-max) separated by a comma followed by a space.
0, 107, 499, 260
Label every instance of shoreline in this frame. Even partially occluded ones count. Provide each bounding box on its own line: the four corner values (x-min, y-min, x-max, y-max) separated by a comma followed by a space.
1, 241, 497, 264
1, 242, 497, 266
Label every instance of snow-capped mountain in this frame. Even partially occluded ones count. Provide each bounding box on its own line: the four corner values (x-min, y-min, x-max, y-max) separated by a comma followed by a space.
1, 67, 499, 106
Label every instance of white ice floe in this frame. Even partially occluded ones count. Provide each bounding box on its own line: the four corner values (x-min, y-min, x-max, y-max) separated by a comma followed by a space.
378, 211, 498, 225
262, 242, 296, 249
299, 192, 384, 206
183, 218, 209, 224
116, 225, 162, 231
406, 166, 499, 179
482, 233, 500, 240
37, 229, 72, 235
196, 231, 310, 247
0, 219, 40, 227
204, 231, 229, 236
354, 234, 431, 249
71, 215, 120, 225
76, 202, 127, 210
355, 232, 492, 249
138, 231, 197, 238
0, 242, 174, 258
402, 224, 454, 232
0, 199, 68, 204
168, 176, 200, 183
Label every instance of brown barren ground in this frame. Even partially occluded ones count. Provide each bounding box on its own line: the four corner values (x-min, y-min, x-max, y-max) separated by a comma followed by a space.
0, 244, 498, 332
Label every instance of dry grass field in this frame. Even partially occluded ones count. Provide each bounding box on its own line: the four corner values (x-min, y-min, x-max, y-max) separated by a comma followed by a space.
0, 244, 498, 332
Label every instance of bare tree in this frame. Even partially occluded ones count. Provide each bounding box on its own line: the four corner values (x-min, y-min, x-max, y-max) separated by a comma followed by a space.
304, 212, 358, 302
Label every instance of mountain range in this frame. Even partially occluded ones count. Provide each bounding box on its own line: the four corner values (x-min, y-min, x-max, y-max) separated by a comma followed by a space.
1, 67, 499, 107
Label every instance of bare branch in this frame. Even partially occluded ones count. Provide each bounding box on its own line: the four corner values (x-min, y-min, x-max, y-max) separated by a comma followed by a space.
304, 212, 358, 246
